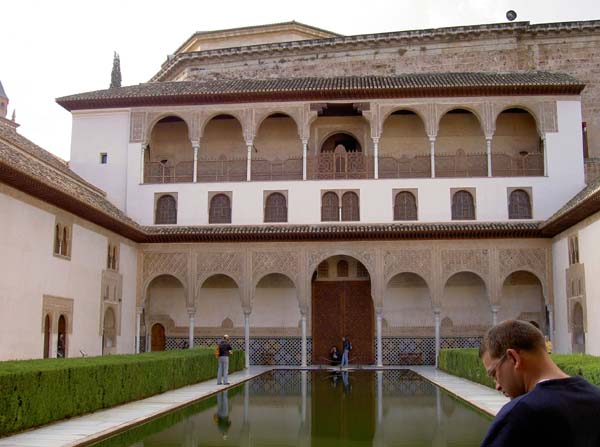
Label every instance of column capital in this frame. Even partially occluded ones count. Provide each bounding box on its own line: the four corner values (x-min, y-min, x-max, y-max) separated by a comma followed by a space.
428, 134, 437, 142
371, 136, 380, 144
186, 307, 196, 317
491, 305, 501, 312
245, 139, 254, 147
433, 306, 442, 316
192, 141, 200, 149
301, 138, 309, 145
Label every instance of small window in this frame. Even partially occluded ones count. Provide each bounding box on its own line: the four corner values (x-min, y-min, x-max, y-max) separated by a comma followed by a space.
209, 194, 232, 224
264, 192, 287, 223
155, 194, 177, 224
100, 153, 108, 164
53, 221, 72, 258
568, 236, 579, 265
508, 189, 532, 219
321, 192, 339, 222
341, 192, 359, 221
317, 261, 329, 278
451, 190, 475, 220
337, 260, 349, 277
394, 191, 417, 221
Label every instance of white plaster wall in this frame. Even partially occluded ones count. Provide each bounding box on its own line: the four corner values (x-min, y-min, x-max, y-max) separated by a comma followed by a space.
70, 110, 130, 210
252, 287, 299, 327
442, 274, 492, 326
0, 186, 138, 360
553, 213, 600, 355
147, 276, 187, 327
195, 276, 244, 327
384, 275, 433, 327
117, 242, 137, 353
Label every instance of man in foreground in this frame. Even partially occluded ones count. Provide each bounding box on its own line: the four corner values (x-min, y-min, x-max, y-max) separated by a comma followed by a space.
479, 320, 600, 447
217, 334, 232, 385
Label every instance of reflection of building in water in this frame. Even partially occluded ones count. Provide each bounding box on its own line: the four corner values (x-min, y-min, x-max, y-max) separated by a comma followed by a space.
3, 19, 600, 363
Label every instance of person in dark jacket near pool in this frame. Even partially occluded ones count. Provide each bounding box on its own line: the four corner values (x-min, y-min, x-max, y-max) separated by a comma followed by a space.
479, 320, 600, 447
340, 336, 352, 368
217, 334, 232, 385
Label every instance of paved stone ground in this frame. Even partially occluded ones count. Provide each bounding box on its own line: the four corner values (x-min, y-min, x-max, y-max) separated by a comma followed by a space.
0, 366, 508, 447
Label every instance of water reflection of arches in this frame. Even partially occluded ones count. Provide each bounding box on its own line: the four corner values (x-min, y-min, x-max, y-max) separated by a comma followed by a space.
312, 255, 374, 365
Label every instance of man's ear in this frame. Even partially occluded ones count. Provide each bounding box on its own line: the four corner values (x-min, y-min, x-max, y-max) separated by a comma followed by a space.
506, 348, 522, 369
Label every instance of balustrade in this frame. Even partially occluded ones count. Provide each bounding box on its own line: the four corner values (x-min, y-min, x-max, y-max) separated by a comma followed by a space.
491, 152, 544, 177
306, 153, 374, 180
251, 157, 303, 181
378, 154, 431, 178
143, 161, 193, 184
434, 151, 488, 178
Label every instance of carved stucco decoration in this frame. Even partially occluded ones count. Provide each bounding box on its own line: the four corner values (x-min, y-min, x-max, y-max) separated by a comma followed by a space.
498, 248, 547, 291
489, 99, 556, 136
143, 252, 188, 290
197, 251, 243, 287
130, 112, 146, 142
383, 249, 433, 289
441, 249, 490, 287
252, 251, 299, 286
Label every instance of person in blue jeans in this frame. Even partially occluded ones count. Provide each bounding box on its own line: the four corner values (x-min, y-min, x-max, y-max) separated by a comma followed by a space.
217, 334, 232, 385
340, 336, 352, 367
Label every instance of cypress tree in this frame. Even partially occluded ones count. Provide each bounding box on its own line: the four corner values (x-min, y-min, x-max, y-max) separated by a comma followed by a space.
110, 52, 122, 88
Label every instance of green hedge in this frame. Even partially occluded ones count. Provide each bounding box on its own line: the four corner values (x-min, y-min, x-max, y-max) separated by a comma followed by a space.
439, 348, 600, 388
0, 347, 244, 436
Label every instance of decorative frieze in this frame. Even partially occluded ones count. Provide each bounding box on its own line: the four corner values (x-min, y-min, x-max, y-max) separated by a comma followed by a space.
441, 248, 489, 284
383, 249, 433, 286
143, 252, 188, 287
197, 251, 243, 285
252, 250, 299, 285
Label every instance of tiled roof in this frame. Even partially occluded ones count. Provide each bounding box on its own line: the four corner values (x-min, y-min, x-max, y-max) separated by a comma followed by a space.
540, 177, 600, 236
57, 72, 584, 111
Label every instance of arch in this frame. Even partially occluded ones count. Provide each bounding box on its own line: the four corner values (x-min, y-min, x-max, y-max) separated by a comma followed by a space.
394, 191, 418, 221
155, 194, 177, 225
321, 191, 340, 222
254, 111, 301, 138
103, 307, 117, 351
254, 271, 298, 290
143, 273, 187, 306
385, 270, 433, 297
57, 314, 67, 358
508, 189, 532, 219
43, 314, 51, 358
442, 271, 491, 332
436, 106, 485, 134
209, 194, 232, 224
151, 323, 166, 351
384, 272, 433, 329
309, 251, 376, 285
451, 190, 475, 220
494, 105, 541, 137
381, 107, 428, 134
199, 112, 245, 137
147, 113, 193, 142
196, 273, 244, 329
341, 191, 360, 221
499, 268, 547, 302
253, 273, 301, 328
499, 271, 545, 330
572, 302, 585, 353
320, 131, 362, 153
264, 192, 287, 223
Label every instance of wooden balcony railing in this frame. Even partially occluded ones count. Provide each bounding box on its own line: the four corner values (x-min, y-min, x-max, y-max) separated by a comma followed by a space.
251, 157, 303, 181
196, 157, 247, 182
378, 154, 431, 178
434, 151, 487, 178
144, 161, 193, 183
491, 153, 544, 177
306, 153, 374, 180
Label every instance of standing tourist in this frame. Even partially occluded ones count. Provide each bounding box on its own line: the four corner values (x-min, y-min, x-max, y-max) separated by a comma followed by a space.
217, 334, 232, 385
341, 336, 352, 368
479, 320, 600, 446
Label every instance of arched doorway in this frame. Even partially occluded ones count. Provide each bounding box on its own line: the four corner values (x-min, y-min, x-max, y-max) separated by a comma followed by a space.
146, 274, 186, 350
442, 272, 491, 336
572, 303, 585, 353
57, 315, 67, 358
43, 314, 51, 359
151, 323, 166, 351
500, 271, 545, 332
103, 308, 117, 355
312, 256, 374, 364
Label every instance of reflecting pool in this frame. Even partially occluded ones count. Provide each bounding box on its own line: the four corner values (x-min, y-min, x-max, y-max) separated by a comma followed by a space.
93, 370, 491, 447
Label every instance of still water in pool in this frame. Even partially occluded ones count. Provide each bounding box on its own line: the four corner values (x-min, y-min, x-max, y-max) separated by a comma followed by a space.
94, 370, 491, 447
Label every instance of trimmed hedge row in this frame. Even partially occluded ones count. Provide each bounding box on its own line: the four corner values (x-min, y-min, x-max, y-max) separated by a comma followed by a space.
0, 347, 244, 436
439, 348, 600, 388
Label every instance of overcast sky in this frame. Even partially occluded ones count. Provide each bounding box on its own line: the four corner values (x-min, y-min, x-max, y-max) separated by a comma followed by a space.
2, 0, 600, 160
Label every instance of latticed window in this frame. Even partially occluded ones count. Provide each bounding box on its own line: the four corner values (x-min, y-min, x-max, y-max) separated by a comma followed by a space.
568, 236, 579, 265
54, 224, 61, 254
394, 191, 417, 221
341, 192, 359, 221
317, 261, 329, 278
209, 194, 231, 224
61, 227, 69, 256
321, 192, 339, 221
264, 193, 287, 222
451, 190, 475, 220
155, 195, 177, 224
508, 189, 532, 219
356, 262, 369, 278
337, 260, 349, 277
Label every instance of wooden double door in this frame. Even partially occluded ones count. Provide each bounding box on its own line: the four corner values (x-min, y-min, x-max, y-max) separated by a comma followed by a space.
312, 280, 374, 364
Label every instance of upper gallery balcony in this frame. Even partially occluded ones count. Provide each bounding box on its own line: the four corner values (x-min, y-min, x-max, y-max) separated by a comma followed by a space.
142, 107, 544, 184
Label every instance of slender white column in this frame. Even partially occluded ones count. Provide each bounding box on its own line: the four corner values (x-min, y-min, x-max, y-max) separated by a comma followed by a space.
50, 332, 57, 358
492, 305, 500, 326
429, 137, 436, 178
547, 303, 555, 345
302, 139, 308, 180
486, 137, 492, 177
244, 312, 250, 368
192, 143, 199, 183
246, 142, 253, 181
140, 144, 147, 184
301, 314, 307, 367
188, 312, 195, 349
376, 310, 383, 367
434, 308, 441, 368
372, 137, 379, 179
135, 310, 142, 354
